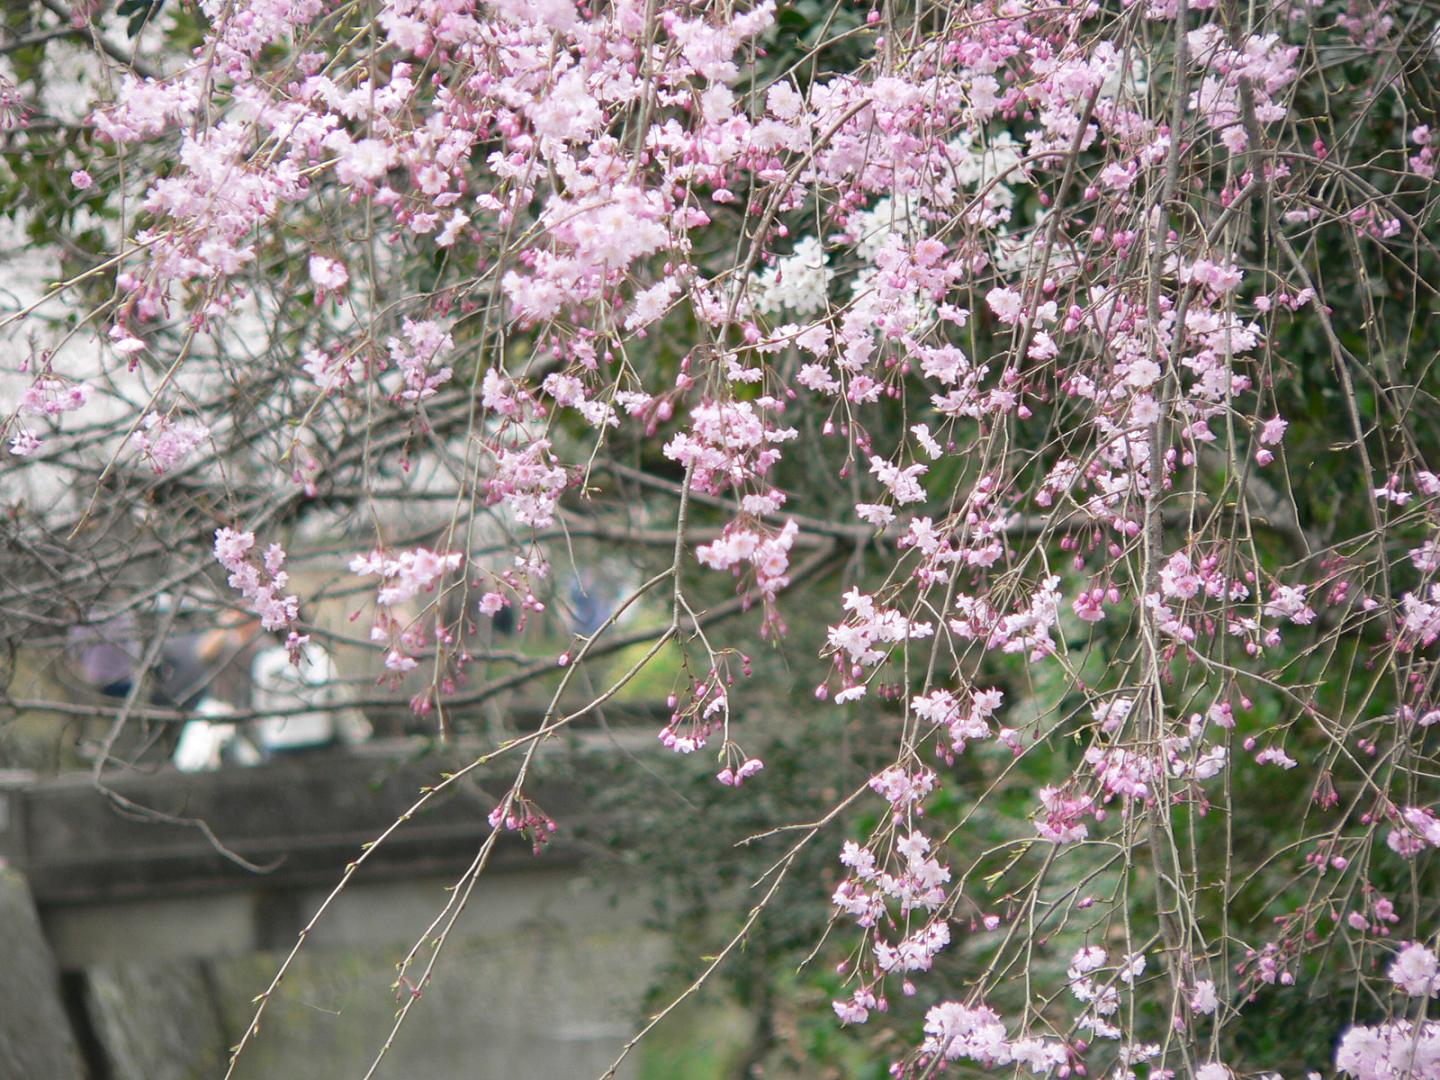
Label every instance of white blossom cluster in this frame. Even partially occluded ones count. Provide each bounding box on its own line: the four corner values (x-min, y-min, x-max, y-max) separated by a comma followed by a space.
949, 129, 1027, 210
850, 194, 922, 261
748, 235, 833, 316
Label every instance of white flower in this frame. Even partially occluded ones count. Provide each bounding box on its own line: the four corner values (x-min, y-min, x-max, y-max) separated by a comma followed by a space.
1190, 979, 1219, 1014
749, 235, 833, 316
1390, 943, 1440, 997
308, 255, 348, 290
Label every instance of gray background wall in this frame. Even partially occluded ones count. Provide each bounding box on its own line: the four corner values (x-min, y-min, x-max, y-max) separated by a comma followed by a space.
0, 750, 752, 1080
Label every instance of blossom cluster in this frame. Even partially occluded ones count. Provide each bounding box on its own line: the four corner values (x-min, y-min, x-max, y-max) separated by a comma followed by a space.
8, 0, 1440, 1074
213, 528, 300, 634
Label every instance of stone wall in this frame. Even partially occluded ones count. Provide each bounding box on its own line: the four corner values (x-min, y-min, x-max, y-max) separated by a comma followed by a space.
73, 924, 668, 1080
34, 865, 672, 1079
0, 859, 697, 1080
0, 753, 752, 1080
0, 868, 85, 1080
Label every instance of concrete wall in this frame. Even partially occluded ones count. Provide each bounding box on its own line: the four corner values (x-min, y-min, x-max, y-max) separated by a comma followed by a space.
0, 752, 755, 1080
74, 927, 667, 1080
40, 867, 668, 1080
0, 868, 85, 1080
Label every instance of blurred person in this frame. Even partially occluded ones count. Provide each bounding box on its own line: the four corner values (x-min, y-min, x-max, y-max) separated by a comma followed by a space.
172, 699, 262, 772
251, 636, 371, 756
194, 613, 264, 709
66, 609, 140, 698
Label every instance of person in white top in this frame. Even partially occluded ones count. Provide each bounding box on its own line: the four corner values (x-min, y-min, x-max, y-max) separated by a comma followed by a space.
250, 641, 371, 755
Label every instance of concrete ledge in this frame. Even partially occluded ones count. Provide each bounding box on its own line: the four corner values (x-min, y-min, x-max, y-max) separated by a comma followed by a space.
8, 742, 593, 905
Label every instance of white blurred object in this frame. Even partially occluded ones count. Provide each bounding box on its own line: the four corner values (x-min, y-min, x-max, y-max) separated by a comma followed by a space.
173, 700, 261, 771
252, 644, 371, 753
